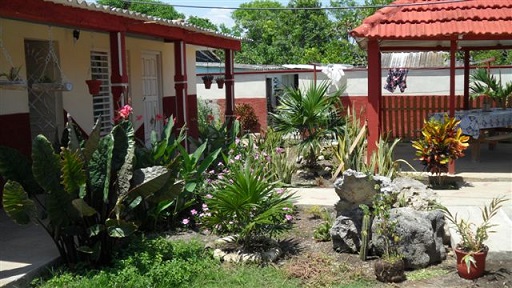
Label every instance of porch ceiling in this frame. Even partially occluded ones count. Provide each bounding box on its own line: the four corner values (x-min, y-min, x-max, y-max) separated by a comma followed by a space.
0, 0, 241, 51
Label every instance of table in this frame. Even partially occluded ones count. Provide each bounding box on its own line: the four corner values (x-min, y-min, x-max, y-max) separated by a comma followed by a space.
430, 108, 512, 139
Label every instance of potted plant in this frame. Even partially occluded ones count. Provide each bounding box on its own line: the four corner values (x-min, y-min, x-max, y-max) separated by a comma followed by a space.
470, 68, 512, 109
372, 193, 406, 283
0, 66, 26, 89
436, 196, 508, 279
85, 79, 102, 95
202, 75, 214, 89
215, 76, 225, 89
32, 74, 73, 92
412, 115, 470, 188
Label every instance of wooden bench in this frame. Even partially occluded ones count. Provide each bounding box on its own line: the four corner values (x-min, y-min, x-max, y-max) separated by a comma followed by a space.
471, 128, 512, 161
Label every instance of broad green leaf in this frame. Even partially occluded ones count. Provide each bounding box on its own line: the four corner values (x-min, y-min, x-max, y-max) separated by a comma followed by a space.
83, 118, 101, 162
31, 135, 61, 193
184, 182, 197, 193
127, 196, 142, 210
106, 218, 138, 238
61, 149, 86, 198
0, 145, 42, 195
129, 166, 171, 200
86, 224, 104, 237
2, 180, 36, 224
72, 198, 98, 217
197, 147, 221, 175
66, 115, 82, 154
112, 121, 135, 199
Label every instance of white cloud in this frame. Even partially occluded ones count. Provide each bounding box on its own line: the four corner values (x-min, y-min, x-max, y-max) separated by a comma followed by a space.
206, 8, 234, 27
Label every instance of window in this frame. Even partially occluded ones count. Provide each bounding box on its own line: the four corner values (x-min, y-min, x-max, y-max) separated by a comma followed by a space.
90, 51, 112, 134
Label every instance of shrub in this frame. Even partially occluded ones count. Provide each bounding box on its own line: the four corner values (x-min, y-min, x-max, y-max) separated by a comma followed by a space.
235, 103, 260, 133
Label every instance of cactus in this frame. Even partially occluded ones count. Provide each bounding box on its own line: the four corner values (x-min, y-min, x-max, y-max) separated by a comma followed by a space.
359, 204, 371, 261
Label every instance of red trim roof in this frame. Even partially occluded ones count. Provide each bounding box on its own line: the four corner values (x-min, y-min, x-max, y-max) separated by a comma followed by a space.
351, 0, 512, 41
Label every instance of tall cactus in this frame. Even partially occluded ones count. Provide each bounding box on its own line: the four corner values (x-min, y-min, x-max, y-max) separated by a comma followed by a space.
359, 204, 372, 261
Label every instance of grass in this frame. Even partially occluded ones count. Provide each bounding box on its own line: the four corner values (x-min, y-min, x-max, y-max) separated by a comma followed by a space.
405, 267, 449, 281
31, 235, 300, 288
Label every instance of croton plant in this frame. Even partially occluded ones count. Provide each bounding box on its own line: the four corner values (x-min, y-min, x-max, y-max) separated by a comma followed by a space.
412, 115, 470, 179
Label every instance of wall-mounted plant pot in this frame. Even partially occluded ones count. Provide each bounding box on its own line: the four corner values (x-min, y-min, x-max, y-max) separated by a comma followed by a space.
86, 79, 102, 95
216, 80, 225, 89
0, 80, 27, 90
32, 82, 73, 92
204, 80, 212, 89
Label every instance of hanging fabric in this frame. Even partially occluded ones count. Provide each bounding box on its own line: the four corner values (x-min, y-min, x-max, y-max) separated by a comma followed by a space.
384, 68, 408, 93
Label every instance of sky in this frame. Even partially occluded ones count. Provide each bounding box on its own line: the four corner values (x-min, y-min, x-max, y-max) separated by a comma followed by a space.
164, 0, 333, 27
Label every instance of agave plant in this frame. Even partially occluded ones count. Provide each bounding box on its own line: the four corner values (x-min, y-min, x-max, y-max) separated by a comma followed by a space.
1, 108, 182, 265
270, 81, 345, 167
470, 68, 512, 108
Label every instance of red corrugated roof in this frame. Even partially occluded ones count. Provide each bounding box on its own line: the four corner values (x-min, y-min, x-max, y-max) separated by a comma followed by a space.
351, 0, 512, 40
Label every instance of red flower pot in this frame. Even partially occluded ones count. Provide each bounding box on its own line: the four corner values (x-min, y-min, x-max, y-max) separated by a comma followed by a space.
204, 80, 212, 89
455, 248, 488, 280
86, 79, 102, 95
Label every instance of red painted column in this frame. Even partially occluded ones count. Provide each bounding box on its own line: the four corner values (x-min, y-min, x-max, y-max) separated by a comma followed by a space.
174, 40, 188, 132
463, 50, 470, 110
109, 31, 129, 111
366, 39, 382, 163
449, 40, 457, 174
224, 49, 235, 126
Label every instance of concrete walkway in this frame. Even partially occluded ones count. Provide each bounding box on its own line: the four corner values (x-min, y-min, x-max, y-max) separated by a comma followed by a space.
1, 178, 511, 287
293, 180, 512, 261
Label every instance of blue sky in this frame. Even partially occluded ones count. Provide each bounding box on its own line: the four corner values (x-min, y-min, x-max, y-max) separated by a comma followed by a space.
165, 1, 333, 27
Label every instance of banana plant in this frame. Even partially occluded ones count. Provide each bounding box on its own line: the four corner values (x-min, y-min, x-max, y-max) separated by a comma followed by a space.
1, 111, 182, 265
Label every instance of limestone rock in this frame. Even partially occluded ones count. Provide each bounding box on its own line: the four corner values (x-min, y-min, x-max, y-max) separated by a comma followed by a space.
330, 207, 365, 253
371, 207, 446, 269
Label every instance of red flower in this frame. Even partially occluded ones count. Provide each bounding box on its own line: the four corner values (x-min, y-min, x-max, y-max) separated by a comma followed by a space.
207, 114, 214, 123
118, 105, 133, 120
155, 114, 163, 121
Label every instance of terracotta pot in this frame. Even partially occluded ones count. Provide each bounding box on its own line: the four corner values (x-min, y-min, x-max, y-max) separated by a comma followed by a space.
85, 79, 102, 95
455, 248, 488, 279
374, 258, 406, 283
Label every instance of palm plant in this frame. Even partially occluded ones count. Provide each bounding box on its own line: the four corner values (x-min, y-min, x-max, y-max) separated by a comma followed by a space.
270, 81, 345, 167
470, 68, 512, 108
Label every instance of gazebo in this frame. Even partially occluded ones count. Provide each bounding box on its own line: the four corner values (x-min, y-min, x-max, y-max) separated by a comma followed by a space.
351, 0, 512, 171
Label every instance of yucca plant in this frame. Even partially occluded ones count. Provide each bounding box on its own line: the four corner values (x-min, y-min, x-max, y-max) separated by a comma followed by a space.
412, 115, 470, 187
470, 68, 512, 108
270, 81, 345, 167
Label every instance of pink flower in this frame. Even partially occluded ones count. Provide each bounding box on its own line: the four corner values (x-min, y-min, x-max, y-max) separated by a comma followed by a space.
276, 188, 285, 194
282, 207, 290, 211
234, 154, 241, 160
235, 138, 240, 145
202, 203, 209, 211
118, 105, 133, 120
276, 147, 285, 154
205, 194, 213, 199
285, 214, 293, 221
182, 218, 190, 225
190, 209, 198, 215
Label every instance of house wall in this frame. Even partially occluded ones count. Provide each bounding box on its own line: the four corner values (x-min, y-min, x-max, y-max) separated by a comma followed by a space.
0, 17, 200, 155
197, 67, 512, 134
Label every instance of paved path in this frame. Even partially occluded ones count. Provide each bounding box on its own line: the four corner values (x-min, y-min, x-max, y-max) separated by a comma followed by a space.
292, 181, 512, 261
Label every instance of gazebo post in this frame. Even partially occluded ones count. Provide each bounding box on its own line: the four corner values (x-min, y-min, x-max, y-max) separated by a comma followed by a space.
463, 50, 471, 110
449, 40, 457, 174
366, 39, 382, 163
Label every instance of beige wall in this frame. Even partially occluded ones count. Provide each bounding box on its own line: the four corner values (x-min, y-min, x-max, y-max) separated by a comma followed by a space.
0, 17, 200, 134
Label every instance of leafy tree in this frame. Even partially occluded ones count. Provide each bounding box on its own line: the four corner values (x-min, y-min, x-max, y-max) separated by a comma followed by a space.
97, 0, 185, 20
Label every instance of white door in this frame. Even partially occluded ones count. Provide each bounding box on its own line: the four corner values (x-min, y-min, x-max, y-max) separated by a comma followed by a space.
141, 52, 162, 146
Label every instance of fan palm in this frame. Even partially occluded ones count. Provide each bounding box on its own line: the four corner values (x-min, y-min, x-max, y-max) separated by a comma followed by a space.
270, 81, 345, 167
470, 68, 512, 108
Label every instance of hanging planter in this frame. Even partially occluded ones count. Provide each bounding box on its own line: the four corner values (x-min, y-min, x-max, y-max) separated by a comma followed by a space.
215, 76, 225, 89
0, 66, 27, 90
202, 75, 214, 89
32, 81, 73, 92
85, 79, 102, 95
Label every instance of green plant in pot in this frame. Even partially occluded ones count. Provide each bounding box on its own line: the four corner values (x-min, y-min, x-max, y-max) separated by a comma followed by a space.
436, 196, 509, 280
470, 68, 512, 109
372, 193, 406, 283
412, 115, 470, 188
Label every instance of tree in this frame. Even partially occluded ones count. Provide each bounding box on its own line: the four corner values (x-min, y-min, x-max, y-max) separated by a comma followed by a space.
97, 0, 185, 20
